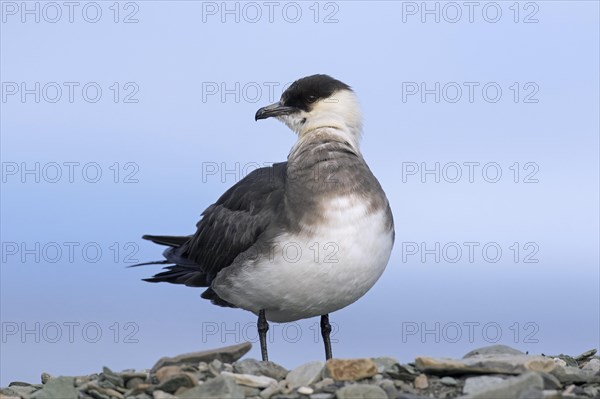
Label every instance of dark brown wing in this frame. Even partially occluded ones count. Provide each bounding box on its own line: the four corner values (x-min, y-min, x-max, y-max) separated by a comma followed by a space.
140, 162, 286, 306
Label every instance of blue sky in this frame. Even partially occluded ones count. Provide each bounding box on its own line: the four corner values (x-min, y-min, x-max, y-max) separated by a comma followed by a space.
1, 1, 599, 386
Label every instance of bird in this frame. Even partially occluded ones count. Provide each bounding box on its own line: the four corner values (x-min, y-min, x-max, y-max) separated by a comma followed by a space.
135, 74, 395, 361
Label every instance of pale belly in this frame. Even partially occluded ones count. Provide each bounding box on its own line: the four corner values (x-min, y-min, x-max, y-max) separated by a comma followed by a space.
213, 198, 394, 322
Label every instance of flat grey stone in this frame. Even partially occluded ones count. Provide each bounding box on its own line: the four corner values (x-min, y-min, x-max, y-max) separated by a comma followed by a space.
440, 376, 458, 386
310, 393, 334, 399
233, 359, 289, 380
286, 361, 324, 389
582, 358, 600, 372
335, 384, 387, 399
574, 348, 597, 362
394, 394, 431, 399
550, 365, 599, 384
152, 342, 252, 372
462, 372, 543, 399
383, 363, 418, 381
221, 371, 276, 388
416, 354, 555, 375
517, 386, 543, 399
4, 384, 39, 399
535, 371, 561, 389
178, 375, 245, 399
30, 377, 77, 399
463, 345, 525, 359
155, 373, 196, 393
371, 357, 400, 374
463, 376, 506, 395
101, 366, 124, 387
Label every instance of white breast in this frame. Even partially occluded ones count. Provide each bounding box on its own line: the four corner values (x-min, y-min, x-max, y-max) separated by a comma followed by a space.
213, 196, 394, 322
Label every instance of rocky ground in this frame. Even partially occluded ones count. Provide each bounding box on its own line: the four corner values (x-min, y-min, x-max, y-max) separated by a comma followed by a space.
1, 343, 599, 399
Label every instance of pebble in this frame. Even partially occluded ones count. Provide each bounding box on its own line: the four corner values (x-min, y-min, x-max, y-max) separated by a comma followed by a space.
177, 375, 245, 399
463, 345, 525, 358
463, 376, 505, 395
234, 359, 289, 380
551, 364, 599, 384
462, 372, 543, 399
221, 371, 277, 388
40, 373, 52, 385
335, 384, 387, 399
286, 361, 324, 388
155, 373, 196, 393
30, 377, 77, 399
297, 386, 313, 395
583, 358, 600, 372
152, 391, 177, 399
413, 374, 428, 389
324, 359, 377, 381
440, 376, 458, 386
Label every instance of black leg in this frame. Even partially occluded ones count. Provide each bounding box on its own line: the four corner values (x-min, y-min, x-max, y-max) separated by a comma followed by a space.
258, 309, 269, 361
321, 314, 332, 360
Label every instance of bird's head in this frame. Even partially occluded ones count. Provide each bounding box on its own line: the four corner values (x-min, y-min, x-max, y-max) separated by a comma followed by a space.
255, 74, 362, 147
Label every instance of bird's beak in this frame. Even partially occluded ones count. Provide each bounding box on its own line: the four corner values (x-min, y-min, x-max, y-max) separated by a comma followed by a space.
255, 102, 298, 121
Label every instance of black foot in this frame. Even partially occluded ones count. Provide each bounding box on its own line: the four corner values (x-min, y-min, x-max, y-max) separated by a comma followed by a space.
321, 314, 332, 360
258, 309, 269, 361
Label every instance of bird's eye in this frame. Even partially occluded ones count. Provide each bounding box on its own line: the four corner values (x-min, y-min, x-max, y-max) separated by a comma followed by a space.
306, 95, 317, 103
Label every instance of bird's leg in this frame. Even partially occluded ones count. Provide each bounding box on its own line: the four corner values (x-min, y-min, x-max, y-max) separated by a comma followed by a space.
321, 314, 333, 360
258, 309, 269, 361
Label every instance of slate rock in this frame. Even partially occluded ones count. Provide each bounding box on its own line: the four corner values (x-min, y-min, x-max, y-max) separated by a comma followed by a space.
550, 365, 599, 384
334, 384, 387, 399
463, 345, 524, 359
178, 375, 245, 399
30, 377, 77, 399
155, 373, 196, 393
416, 354, 555, 375
233, 359, 289, 380
221, 371, 276, 388
101, 366, 124, 387
383, 364, 418, 381
151, 342, 252, 372
462, 372, 543, 399
154, 366, 183, 383
535, 371, 562, 389
463, 375, 506, 395
286, 361, 324, 388
153, 391, 177, 399
324, 359, 377, 381
413, 374, 428, 389
517, 386, 543, 399
440, 376, 458, 386
40, 373, 52, 385
582, 358, 600, 372
371, 357, 400, 374
574, 348, 597, 362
